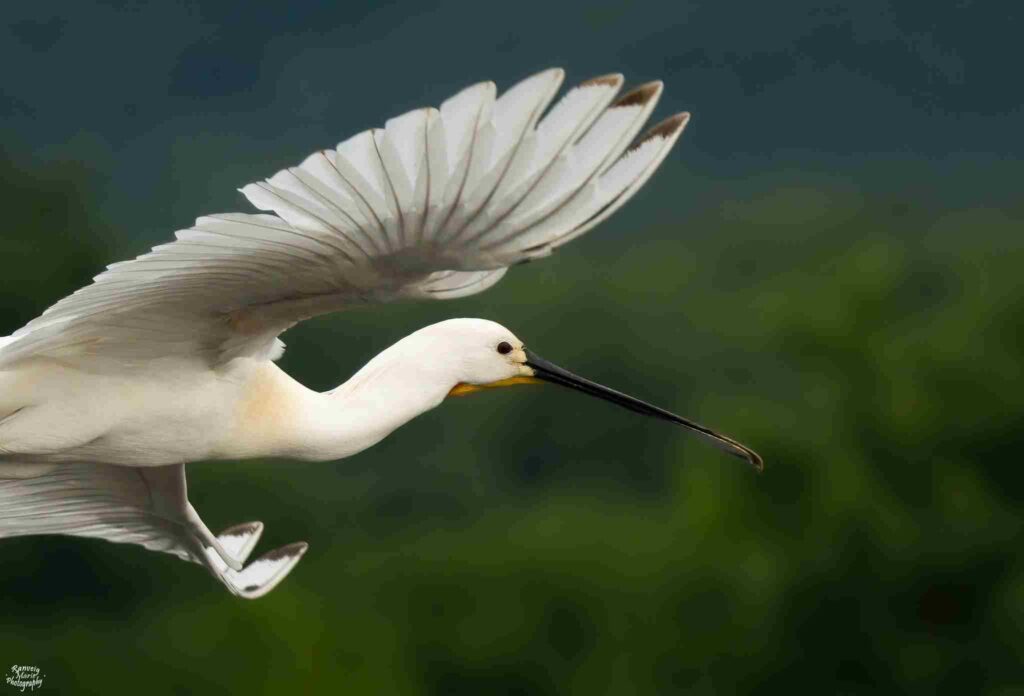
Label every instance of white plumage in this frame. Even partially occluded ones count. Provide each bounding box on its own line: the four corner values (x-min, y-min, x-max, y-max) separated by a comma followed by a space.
0, 69, 679, 369
0, 69, 744, 600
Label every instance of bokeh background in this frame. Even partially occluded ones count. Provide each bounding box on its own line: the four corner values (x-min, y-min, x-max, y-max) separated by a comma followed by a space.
1, 1, 1021, 693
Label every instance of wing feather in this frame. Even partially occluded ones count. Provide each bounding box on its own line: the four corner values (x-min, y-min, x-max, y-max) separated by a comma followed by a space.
331, 130, 403, 253
0, 69, 688, 369
422, 81, 496, 244
460, 74, 624, 245
0, 463, 306, 598
441, 68, 564, 247
379, 107, 432, 247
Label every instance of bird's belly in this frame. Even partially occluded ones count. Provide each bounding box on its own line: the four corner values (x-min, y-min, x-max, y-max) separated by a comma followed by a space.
48, 414, 222, 466
0, 402, 226, 467
0, 361, 234, 467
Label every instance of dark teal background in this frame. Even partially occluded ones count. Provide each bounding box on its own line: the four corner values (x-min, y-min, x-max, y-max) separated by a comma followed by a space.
1, 1, 1021, 693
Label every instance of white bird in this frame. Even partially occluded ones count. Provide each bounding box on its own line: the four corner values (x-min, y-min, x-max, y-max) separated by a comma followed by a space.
0, 69, 760, 599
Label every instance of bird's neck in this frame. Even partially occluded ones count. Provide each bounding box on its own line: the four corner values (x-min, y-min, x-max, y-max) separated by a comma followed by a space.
228, 349, 455, 462
321, 351, 454, 460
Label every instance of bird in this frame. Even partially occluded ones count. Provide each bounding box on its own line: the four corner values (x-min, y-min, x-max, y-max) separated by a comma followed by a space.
0, 68, 761, 599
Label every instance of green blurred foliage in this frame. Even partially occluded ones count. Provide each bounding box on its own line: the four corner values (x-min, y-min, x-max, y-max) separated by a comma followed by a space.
0, 152, 1021, 695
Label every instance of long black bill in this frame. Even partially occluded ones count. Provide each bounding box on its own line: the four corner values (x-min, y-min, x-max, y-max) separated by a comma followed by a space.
524, 349, 763, 472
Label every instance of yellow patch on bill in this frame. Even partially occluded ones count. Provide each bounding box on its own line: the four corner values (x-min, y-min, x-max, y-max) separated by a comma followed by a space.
448, 376, 541, 397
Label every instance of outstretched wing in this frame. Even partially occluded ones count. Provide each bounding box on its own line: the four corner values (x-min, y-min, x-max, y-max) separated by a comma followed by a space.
0, 463, 306, 599
0, 69, 687, 369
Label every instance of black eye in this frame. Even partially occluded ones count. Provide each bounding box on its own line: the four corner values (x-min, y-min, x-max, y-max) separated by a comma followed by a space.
497, 341, 513, 355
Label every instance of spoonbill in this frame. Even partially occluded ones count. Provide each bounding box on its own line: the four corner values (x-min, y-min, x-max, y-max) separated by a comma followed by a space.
0, 69, 761, 598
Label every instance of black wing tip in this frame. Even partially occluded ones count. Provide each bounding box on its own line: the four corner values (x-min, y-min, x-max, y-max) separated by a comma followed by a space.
581, 73, 625, 89
219, 521, 263, 537
614, 81, 663, 108
643, 112, 690, 141
262, 541, 309, 562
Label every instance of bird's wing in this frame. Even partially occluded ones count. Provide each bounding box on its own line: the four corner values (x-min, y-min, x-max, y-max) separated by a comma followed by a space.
0, 69, 687, 369
0, 463, 307, 599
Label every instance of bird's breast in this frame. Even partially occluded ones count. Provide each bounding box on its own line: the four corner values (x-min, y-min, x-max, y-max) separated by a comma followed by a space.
214, 361, 323, 460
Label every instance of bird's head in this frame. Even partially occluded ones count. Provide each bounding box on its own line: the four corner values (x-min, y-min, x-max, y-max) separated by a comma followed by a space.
430, 318, 763, 471
414, 318, 532, 389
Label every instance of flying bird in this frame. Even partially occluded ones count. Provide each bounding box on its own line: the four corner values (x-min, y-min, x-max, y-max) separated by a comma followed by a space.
0, 69, 761, 598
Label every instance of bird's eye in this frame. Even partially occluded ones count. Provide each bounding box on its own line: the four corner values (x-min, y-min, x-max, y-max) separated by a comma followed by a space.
497, 341, 513, 355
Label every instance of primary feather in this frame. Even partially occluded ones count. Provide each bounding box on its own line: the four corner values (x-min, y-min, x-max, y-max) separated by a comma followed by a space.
0, 69, 688, 370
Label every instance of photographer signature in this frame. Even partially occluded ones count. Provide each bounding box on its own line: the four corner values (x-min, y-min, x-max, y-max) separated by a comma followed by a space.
5, 666, 43, 692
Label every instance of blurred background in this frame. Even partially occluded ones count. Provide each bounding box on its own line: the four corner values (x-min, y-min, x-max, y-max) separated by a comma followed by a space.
0, 1, 1021, 693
